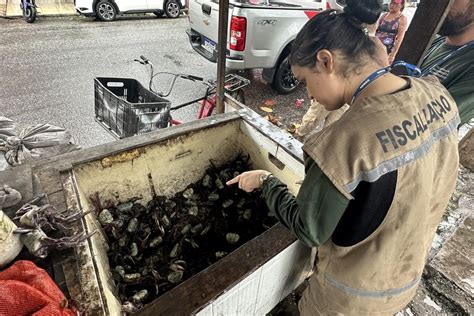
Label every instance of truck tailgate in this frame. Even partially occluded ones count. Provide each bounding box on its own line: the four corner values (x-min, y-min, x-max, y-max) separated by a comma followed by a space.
189, 0, 228, 44
188, 0, 325, 67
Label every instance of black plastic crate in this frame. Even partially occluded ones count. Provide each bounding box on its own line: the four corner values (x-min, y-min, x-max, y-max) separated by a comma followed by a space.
94, 77, 171, 139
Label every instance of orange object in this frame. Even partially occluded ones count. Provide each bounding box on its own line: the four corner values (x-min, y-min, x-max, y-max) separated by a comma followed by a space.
0, 261, 76, 316
263, 99, 277, 107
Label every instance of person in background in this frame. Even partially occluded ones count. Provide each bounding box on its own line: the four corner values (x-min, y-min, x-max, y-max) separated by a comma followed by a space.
376, 0, 408, 63
298, 0, 473, 141
228, 0, 461, 313
421, 0, 474, 128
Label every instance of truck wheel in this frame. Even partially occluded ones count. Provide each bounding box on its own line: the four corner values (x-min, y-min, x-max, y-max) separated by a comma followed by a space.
96, 0, 117, 22
154, 10, 165, 17
165, 0, 181, 18
272, 56, 299, 95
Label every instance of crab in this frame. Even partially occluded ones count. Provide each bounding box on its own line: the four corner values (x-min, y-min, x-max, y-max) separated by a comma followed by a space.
14, 195, 89, 231
11, 194, 95, 258
14, 227, 96, 259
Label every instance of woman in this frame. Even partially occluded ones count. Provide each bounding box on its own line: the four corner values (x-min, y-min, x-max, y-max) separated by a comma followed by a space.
227, 0, 461, 314
376, 0, 408, 63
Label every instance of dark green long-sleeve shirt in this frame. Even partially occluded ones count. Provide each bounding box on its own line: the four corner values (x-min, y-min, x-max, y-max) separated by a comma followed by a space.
262, 153, 400, 248
262, 157, 349, 247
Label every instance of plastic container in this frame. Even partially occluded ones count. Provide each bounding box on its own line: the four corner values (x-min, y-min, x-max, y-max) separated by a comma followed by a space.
94, 77, 171, 139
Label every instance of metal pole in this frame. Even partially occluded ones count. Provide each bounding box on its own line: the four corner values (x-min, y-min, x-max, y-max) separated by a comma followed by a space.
216, 0, 230, 114
392, 0, 454, 75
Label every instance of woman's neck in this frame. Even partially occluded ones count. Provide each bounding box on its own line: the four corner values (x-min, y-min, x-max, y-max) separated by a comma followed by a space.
344, 65, 408, 105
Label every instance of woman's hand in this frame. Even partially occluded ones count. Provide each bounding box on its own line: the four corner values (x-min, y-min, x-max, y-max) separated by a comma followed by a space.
226, 170, 270, 192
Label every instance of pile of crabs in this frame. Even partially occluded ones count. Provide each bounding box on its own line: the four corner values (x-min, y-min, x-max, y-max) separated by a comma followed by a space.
94, 155, 277, 311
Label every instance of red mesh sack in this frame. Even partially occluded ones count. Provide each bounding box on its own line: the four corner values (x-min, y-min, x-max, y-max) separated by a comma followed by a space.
0, 260, 76, 316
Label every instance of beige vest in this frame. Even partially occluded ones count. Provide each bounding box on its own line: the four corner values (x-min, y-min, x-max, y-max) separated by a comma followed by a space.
300, 76, 460, 315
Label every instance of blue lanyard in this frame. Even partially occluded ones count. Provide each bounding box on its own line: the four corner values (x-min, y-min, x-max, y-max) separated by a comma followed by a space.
421, 40, 474, 77
351, 61, 421, 105
391, 60, 422, 77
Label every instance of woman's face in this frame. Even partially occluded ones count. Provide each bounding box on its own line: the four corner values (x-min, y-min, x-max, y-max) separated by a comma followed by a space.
291, 44, 388, 111
389, 1, 403, 13
291, 52, 346, 111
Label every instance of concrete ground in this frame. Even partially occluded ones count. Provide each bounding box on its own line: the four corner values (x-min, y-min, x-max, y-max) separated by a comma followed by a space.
0, 16, 309, 147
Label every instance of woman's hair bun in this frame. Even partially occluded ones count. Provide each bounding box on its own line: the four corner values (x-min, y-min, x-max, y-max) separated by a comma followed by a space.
344, 0, 382, 25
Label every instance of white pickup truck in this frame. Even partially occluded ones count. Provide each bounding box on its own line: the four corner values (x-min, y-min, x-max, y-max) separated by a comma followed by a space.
186, 0, 345, 94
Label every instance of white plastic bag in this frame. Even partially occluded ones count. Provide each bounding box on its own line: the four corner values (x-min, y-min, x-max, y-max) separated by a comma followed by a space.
0, 210, 23, 268
0, 117, 79, 166
0, 117, 16, 140
0, 186, 23, 268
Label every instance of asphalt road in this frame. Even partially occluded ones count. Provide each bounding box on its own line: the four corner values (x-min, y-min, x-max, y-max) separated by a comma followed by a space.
0, 15, 310, 148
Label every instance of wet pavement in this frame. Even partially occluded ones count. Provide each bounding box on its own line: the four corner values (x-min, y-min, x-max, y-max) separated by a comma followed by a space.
0, 15, 310, 148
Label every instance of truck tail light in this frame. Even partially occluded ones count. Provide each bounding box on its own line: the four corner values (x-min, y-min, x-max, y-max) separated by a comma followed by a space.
230, 16, 246, 51
326, 2, 331, 9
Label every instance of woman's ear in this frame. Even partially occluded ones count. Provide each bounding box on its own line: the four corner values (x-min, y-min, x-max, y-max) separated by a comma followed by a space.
316, 49, 334, 74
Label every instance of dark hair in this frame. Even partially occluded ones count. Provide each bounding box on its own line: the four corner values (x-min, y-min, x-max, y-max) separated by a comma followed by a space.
289, 0, 383, 71
391, 0, 405, 12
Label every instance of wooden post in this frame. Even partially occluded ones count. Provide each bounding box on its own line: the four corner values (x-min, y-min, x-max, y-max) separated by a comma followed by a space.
392, 0, 454, 75
216, 0, 230, 114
